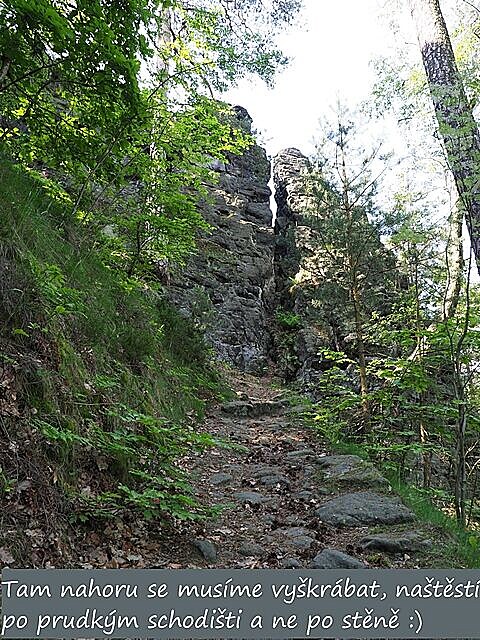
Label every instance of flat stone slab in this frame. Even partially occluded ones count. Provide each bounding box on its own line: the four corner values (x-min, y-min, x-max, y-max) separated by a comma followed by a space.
221, 400, 286, 418
317, 455, 388, 489
285, 449, 316, 461
315, 491, 415, 527
252, 465, 283, 478
221, 401, 254, 417
283, 527, 313, 538
234, 491, 269, 505
360, 532, 432, 554
281, 557, 302, 568
210, 472, 233, 486
291, 535, 315, 550
238, 542, 265, 557
310, 549, 366, 569
259, 473, 290, 488
293, 490, 315, 501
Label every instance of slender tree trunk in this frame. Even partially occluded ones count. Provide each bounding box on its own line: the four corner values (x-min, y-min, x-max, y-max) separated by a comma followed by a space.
409, 0, 480, 272
444, 200, 464, 320
419, 419, 432, 488
351, 278, 369, 421
454, 400, 467, 526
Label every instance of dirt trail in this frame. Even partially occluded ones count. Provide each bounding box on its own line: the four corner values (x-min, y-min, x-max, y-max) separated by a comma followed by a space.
166, 370, 436, 570
47, 369, 441, 570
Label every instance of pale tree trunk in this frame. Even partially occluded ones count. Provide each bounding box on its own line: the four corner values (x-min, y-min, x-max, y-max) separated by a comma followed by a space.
444, 200, 464, 320
409, 0, 480, 272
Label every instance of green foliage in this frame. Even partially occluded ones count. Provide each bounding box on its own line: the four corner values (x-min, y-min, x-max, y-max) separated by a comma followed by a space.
0, 0, 300, 530
304, 114, 397, 360
0, 0, 301, 276
389, 478, 480, 568
0, 467, 15, 496
27, 258, 85, 319
273, 308, 301, 380
303, 118, 480, 528
0, 155, 225, 524
275, 309, 301, 329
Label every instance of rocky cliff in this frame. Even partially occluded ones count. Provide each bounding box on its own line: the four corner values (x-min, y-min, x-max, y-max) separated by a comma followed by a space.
168, 107, 275, 374
169, 132, 332, 385
171, 113, 394, 389
273, 148, 331, 386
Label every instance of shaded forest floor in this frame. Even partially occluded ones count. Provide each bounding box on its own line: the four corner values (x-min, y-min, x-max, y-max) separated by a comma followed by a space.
10, 369, 459, 571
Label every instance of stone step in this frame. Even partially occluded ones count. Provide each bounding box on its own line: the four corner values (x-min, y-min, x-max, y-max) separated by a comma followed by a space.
310, 549, 367, 569
316, 454, 389, 489
359, 532, 432, 554
221, 399, 288, 418
315, 491, 415, 527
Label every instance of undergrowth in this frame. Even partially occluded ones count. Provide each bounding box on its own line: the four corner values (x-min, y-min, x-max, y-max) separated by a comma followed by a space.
284, 389, 480, 568
0, 155, 226, 533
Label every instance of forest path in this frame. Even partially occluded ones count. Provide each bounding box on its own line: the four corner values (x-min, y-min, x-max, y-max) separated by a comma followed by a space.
168, 370, 436, 570
68, 369, 447, 570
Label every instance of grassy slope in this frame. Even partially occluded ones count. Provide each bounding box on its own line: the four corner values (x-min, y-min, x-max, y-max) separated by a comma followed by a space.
0, 156, 224, 544
280, 390, 480, 568
337, 440, 480, 568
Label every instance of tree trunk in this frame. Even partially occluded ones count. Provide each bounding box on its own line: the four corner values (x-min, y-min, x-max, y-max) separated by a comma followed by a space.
444, 200, 464, 320
409, 0, 480, 272
454, 401, 467, 526
351, 279, 370, 421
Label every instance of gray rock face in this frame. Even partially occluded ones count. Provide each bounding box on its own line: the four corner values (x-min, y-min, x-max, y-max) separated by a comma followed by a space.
317, 455, 389, 489
360, 532, 432, 554
315, 491, 415, 527
168, 107, 275, 374
193, 539, 217, 563
309, 549, 366, 569
273, 148, 331, 385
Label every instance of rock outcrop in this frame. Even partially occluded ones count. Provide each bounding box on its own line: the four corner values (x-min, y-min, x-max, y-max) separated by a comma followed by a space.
273, 148, 333, 385
273, 147, 396, 391
169, 106, 275, 373
169, 117, 394, 383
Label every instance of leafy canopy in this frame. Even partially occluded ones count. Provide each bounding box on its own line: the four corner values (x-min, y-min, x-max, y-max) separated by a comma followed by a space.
0, 0, 301, 272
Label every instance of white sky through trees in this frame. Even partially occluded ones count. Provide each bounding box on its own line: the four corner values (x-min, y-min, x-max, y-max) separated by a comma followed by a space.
223, 0, 402, 157
223, 0, 480, 272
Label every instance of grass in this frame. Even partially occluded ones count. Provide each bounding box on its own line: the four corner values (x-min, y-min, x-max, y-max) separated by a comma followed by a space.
285, 388, 480, 568
347, 443, 480, 567
387, 477, 480, 568
0, 155, 227, 534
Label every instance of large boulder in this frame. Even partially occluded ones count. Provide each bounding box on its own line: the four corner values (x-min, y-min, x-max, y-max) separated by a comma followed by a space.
315, 491, 414, 527
316, 455, 389, 490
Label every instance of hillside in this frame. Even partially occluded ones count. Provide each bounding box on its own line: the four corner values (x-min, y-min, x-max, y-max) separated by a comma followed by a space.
0, 156, 224, 564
